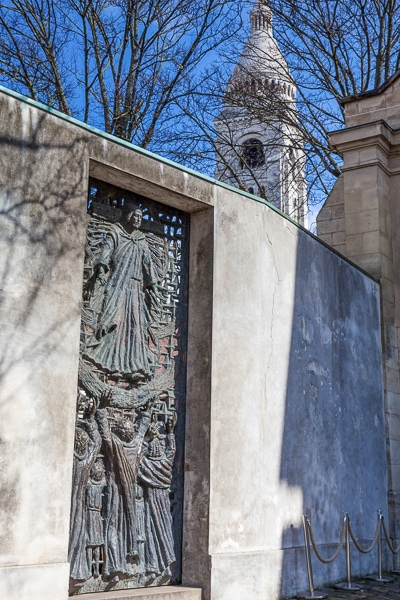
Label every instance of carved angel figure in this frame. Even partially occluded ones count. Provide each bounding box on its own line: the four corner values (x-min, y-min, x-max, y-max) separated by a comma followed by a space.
84, 205, 158, 382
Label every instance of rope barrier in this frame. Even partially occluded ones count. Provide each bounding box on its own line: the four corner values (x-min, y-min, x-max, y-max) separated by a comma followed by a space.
334, 514, 362, 591
306, 515, 346, 564
300, 516, 328, 600
301, 510, 396, 595
381, 514, 400, 554
347, 515, 380, 554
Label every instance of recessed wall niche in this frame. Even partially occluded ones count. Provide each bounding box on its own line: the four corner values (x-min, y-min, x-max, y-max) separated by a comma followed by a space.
69, 178, 189, 595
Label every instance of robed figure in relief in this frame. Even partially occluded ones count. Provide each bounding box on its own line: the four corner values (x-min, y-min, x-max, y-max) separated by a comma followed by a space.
95, 408, 151, 580
69, 413, 101, 582
138, 416, 176, 583
85, 206, 158, 381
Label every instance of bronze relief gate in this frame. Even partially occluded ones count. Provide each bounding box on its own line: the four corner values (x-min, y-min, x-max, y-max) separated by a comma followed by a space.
69, 179, 188, 595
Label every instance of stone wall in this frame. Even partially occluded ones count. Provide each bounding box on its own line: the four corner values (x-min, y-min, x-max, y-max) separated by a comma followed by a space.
0, 86, 388, 600
316, 174, 345, 253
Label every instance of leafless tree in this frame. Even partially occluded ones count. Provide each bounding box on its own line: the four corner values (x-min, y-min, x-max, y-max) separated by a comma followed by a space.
266, 0, 400, 202
0, 0, 242, 151
2, 0, 400, 212
175, 0, 400, 209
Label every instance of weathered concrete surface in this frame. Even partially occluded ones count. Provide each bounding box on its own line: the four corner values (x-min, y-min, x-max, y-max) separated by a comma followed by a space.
208, 188, 385, 599
0, 563, 70, 600
0, 86, 387, 600
0, 96, 88, 599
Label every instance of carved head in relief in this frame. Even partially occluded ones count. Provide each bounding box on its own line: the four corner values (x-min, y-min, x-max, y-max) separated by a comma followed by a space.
112, 418, 136, 443
124, 204, 142, 230
74, 427, 90, 458
90, 458, 105, 483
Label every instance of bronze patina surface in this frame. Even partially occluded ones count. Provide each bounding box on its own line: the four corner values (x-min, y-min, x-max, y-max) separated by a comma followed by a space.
69, 179, 188, 595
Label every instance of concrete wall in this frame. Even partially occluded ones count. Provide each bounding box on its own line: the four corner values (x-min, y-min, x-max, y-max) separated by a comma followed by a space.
208, 197, 385, 598
0, 87, 387, 600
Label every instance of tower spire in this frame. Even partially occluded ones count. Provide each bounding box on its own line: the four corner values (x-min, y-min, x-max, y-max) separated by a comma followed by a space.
214, 0, 308, 226
250, 0, 273, 34
227, 0, 291, 92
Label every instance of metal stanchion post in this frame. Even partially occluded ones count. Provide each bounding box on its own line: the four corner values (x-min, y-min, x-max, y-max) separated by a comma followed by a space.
335, 513, 362, 591
297, 516, 327, 600
378, 512, 383, 579
366, 511, 393, 583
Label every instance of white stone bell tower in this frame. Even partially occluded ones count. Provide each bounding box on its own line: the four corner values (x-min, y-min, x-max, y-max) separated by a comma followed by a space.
214, 0, 307, 226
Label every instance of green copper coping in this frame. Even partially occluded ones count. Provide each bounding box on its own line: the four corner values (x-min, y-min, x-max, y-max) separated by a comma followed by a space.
0, 84, 379, 283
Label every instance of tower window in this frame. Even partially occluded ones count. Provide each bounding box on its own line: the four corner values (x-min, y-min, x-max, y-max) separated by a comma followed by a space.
240, 138, 265, 169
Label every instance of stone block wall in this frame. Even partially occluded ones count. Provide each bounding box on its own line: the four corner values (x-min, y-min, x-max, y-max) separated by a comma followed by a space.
316, 175, 345, 252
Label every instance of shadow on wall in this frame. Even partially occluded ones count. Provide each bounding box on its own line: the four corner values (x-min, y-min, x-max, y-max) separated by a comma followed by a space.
0, 115, 86, 393
0, 104, 87, 560
278, 233, 387, 596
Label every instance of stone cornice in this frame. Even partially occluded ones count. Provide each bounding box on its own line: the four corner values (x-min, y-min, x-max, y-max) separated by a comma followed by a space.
330, 120, 395, 151
329, 120, 400, 174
